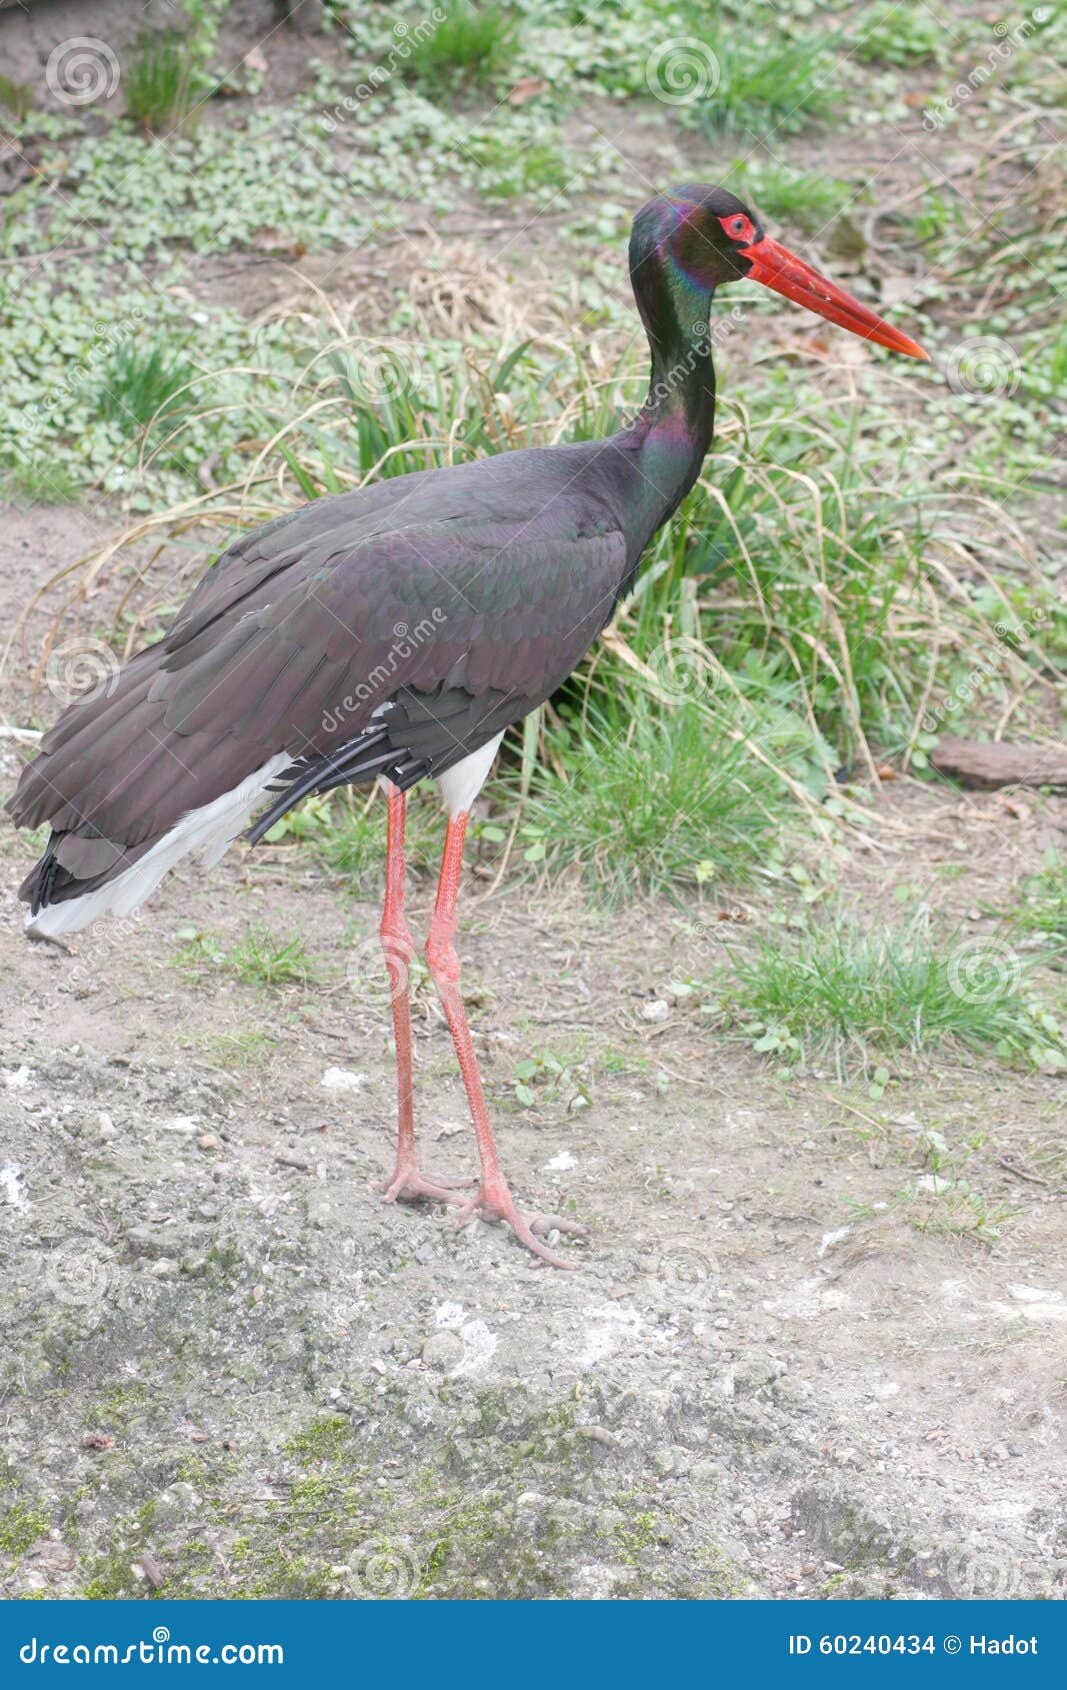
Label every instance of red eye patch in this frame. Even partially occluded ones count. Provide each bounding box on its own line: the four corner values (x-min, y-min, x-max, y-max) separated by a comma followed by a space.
718, 213, 757, 246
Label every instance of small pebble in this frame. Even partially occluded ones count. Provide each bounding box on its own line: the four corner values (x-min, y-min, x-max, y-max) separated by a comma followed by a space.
422, 1330, 464, 1371
198, 1133, 219, 1151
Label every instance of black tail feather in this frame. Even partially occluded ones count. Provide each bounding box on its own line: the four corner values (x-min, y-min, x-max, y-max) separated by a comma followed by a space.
245, 726, 428, 846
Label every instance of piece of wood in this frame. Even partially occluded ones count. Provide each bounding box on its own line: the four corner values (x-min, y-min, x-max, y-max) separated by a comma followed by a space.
930, 736, 1067, 790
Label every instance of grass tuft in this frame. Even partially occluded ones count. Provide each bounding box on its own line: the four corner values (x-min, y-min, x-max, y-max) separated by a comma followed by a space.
0, 74, 33, 121
123, 30, 196, 135
2, 459, 82, 505
850, 3, 945, 66
519, 695, 801, 903
717, 908, 1065, 1076
175, 921, 316, 988
699, 34, 840, 138
1003, 849, 1067, 949
96, 340, 197, 436
404, 2, 519, 90
725, 163, 854, 233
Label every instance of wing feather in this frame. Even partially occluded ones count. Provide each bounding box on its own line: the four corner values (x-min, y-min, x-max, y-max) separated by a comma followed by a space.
8, 443, 632, 917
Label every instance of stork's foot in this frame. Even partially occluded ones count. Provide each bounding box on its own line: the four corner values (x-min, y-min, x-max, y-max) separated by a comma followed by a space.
455, 1180, 586, 1269
380, 1161, 473, 1207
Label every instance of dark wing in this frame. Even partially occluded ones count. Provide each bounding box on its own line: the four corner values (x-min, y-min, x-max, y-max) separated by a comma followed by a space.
9, 450, 629, 913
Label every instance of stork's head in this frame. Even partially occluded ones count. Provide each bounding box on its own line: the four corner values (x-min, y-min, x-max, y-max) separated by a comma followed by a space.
631, 184, 928, 359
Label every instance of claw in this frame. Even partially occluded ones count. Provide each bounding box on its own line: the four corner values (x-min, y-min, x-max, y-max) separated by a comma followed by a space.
455, 1182, 586, 1269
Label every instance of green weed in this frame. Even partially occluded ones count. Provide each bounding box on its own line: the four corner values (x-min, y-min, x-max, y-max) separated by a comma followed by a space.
0, 75, 33, 121
96, 340, 197, 436
174, 921, 317, 987
1002, 849, 1067, 950
520, 694, 803, 903
404, 2, 519, 90
718, 908, 1065, 1076
850, 3, 945, 66
727, 164, 854, 233
123, 30, 196, 135
698, 34, 841, 138
2, 459, 81, 504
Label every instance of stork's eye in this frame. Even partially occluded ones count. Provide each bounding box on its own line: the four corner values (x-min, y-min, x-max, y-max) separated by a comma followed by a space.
719, 213, 756, 244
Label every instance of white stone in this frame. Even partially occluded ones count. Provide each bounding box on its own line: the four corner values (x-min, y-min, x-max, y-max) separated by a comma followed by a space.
320, 1068, 366, 1093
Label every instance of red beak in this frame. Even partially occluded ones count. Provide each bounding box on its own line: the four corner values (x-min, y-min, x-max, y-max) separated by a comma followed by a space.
740, 236, 929, 361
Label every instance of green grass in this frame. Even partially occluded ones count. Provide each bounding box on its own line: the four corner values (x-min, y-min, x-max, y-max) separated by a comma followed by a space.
717, 908, 1066, 1076
727, 163, 855, 234
850, 2, 945, 66
202, 1028, 281, 1068
1003, 850, 1067, 948
519, 694, 802, 903
456, 133, 572, 200
0, 1503, 49, 1560
96, 340, 197, 436
404, 2, 520, 90
698, 34, 841, 138
262, 785, 450, 890
0, 74, 33, 121
2, 458, 81, 504
686, 425, 934, 760
123, 30, 196, 135
221, 922, 318, 987
174, 921, 317, 987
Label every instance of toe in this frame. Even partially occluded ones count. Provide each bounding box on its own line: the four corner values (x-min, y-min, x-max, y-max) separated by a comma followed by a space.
380, 1167, 470, 1207
527, 1211, 588, 1239
456, 1185, 583, 1268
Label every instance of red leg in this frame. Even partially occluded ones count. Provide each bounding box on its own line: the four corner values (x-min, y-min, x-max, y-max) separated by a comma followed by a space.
425, 811, 585, 1269
378, 785, 470, 1208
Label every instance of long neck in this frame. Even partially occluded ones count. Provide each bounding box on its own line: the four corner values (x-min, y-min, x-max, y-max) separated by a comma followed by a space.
615, 262, 717, 538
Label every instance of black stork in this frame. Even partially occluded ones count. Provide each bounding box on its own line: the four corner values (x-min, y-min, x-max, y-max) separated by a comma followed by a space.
8, 186, 927, 1267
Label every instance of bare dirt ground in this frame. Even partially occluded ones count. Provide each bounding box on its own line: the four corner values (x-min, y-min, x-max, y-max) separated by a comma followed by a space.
1, 503, 1065, 1601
